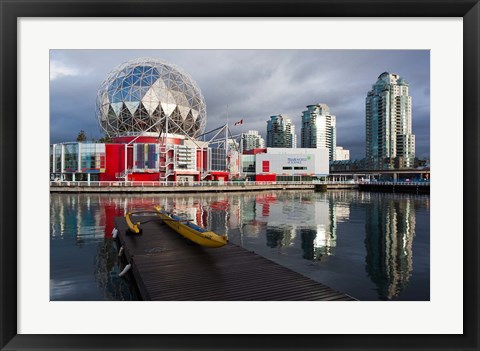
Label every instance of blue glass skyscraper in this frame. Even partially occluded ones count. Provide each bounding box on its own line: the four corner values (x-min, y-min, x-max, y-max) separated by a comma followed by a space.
266, 115, 296, 148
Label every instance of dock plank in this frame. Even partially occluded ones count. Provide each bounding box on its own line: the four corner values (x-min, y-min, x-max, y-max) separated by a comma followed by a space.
114, 215, 355, 301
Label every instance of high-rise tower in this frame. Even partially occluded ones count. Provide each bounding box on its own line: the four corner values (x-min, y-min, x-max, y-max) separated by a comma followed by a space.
240, 130, 265, 152
301, 103, 336, 161
366, 72, 415, 169
266, 115, 297, 148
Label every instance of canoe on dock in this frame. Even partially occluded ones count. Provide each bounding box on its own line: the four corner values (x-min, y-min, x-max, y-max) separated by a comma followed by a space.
153, 206, 228, 248
124, 206, 228, 248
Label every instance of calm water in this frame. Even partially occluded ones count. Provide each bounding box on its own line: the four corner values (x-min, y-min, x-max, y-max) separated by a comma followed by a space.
50, 190, 430, 301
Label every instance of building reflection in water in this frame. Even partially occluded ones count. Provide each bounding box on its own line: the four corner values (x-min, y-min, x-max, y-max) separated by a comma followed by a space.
240, 192, 350, 261
50, 194, 159, 300
364, 193, 415, 300
296, 193, 351, 261
49, 191, 346, 263
51, 190, 426, 301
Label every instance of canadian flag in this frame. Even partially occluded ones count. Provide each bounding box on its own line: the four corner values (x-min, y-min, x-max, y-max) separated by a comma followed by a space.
234, 119, 243, 126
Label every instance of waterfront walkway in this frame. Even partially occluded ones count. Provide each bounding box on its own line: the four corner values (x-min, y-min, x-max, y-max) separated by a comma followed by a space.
114, 215, 355, 301
50, 180, 429, 194
50, 180, 357, 193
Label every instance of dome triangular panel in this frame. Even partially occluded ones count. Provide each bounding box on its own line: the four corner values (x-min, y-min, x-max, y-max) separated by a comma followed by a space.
178, 106, 190, 120
191, 109, 199, 122
161, 102, 176, 117
111, 102, 123, 117
142, 100, 159, 115
96, 57, 206, 137
125, 101, 139, 115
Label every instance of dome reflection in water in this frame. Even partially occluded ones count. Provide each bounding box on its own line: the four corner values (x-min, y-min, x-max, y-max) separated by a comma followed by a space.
50, 190, 429, 301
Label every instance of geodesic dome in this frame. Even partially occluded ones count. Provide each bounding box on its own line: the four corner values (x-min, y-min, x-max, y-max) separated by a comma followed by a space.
96, 57, 207, 138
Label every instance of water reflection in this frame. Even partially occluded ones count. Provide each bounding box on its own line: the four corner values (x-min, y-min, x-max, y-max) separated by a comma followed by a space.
50, 190, 429, 301
364, 195, 415, 300
235, 192, 351, 262
50, 194, 159, 301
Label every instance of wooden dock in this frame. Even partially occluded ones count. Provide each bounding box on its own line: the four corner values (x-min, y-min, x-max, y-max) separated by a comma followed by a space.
114, 215, 355, 301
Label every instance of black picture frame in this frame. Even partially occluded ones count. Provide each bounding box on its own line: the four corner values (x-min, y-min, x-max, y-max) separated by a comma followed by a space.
1, 1, 478, 350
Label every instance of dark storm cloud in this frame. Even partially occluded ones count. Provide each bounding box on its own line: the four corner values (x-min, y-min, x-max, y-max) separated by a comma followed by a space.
50, 49, 430, 159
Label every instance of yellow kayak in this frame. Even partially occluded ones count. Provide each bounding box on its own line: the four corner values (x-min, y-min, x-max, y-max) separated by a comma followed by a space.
125, 212, 142, 234
153, 206, 228, 248
125, 210, 161, 234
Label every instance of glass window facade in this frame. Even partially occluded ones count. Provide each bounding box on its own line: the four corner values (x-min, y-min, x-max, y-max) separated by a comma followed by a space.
50, 145, 54, 173
266, 115, 296, 148
63, 144, 78, 172
209, 148, 227, 171
134, 144, 159, 172
54, 145, 62, 173
241, 155, 256, 173
276, 175, 313, 182
80, 143, 106, 173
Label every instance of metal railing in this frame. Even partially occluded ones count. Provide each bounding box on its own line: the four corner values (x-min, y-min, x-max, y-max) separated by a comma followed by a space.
360, 181, 429, 186
49, 180, 294, 187
115, 168, 133, 179
49, 180, 429, 188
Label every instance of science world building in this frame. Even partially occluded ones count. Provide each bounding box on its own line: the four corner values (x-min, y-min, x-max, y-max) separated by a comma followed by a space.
50, 57, 330, 183
96, 57, 207, 138
51, 58, 235, 183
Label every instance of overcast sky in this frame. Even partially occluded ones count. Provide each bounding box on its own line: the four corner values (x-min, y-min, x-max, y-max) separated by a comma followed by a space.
50, 49, 430, 160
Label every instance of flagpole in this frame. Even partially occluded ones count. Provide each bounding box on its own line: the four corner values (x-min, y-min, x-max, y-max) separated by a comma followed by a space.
225, 105, 228, 175
234, 118, 244, 152
225, 105, 229, 150
226, 104, 229, 126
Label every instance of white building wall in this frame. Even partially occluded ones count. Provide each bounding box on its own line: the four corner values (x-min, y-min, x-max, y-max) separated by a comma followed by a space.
255, 148, 329, 175
335, 146, 350, 161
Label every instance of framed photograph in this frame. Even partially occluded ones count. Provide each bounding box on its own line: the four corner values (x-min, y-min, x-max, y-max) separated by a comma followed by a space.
1, 0, 478, 350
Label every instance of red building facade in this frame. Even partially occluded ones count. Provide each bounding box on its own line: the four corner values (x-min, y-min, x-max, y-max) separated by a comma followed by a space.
50, 133, 234, 182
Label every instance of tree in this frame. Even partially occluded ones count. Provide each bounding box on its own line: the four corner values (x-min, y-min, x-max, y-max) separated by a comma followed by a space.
97, 134, 113, 143
76, 130, 87, 142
